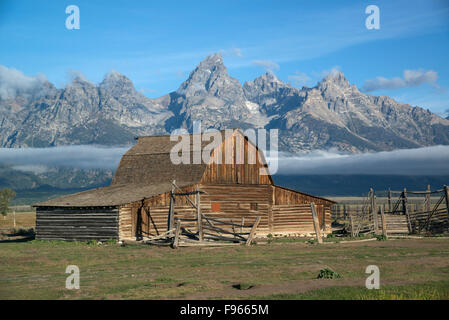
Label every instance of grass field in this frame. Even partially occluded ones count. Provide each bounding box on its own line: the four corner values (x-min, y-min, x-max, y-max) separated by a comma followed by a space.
1, 211, 449, 300
1, 236, 449, 299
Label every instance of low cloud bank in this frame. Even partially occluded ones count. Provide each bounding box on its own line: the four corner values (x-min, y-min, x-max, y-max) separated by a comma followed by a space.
271, 145, 449, 176
0, 145, 129, 172
0, 145, 448, 176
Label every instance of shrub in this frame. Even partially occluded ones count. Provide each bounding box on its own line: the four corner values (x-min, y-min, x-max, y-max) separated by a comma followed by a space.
317, 267, 341, 279
233, 283, 254, 290
105, 238, 117, 245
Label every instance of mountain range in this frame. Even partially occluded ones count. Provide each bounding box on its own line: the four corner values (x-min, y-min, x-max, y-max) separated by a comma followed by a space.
1, 53, 449, 153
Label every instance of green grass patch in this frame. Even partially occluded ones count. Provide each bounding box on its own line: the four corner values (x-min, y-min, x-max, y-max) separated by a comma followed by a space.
255, 281, 449, 300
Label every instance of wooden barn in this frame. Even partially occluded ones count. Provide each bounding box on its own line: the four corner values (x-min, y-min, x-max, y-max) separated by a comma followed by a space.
34, 129, 335, 242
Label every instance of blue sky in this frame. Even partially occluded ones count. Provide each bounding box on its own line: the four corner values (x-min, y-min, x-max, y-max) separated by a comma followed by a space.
1, 0, 448, 115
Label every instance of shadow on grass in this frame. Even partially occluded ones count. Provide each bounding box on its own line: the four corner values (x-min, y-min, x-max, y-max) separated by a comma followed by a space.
0, 227, 35, 243
0, 235, 35, 243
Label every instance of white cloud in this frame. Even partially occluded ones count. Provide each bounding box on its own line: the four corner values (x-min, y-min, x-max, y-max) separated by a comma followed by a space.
252, 60, 280, 72
219, 47, 243, 57
12, 165, 50, 174
1, 145, 449, 176
67, 69, 90, 83
362, 69, 440, 92
287, 72, 311, 87
307, 66, 342, 81
272, 146, 449, 175
0, 145, 129, 170
0, 65, 47, 100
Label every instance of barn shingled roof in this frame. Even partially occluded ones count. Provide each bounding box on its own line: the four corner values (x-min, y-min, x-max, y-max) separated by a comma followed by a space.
32, 182, 187, 207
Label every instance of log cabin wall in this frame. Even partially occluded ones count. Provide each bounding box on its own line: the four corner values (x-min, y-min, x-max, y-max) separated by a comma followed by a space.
271, 204, 316, 234
199, 184, 271, 234
272, 186, 332, 234
36, 206, 119, 241
271, 204, 331, 235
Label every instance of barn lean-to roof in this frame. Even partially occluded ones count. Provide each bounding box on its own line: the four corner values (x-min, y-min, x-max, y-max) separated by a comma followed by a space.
33, 182, 190, 207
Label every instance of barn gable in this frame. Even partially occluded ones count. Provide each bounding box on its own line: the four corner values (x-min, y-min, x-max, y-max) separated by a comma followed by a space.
200, 129, 272, 185
113, 129, 273, 186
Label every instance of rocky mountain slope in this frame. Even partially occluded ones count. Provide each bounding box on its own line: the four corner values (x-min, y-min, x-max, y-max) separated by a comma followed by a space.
1, 53, 449, 153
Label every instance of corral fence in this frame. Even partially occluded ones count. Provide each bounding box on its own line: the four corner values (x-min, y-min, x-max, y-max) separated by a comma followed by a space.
331, 185, 449, 236
143, 181, 261, 247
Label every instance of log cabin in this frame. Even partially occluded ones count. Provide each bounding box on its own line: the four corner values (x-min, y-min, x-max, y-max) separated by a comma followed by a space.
33, 129, 335, 241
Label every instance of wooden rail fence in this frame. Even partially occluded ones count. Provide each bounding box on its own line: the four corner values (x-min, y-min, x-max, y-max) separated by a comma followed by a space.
144, 181, 262, 247
332, 185, 449, 236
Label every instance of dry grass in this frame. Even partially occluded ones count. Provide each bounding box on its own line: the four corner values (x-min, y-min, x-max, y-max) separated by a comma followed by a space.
0, 211, 35, 229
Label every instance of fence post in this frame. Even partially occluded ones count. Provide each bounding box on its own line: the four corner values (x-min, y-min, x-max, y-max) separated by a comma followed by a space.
380, 207, 387, 237
172, 220, 181, 249
388, 188, 392, 213
196, 186, 203, 241
403, 188, 412, 234
425, 185, 431, 215
168, 180, 175, 231
246, 217, 261, 246
444, 185, 449, 229
310, 203, 323, 244
349, 214, 355, 237
371, 188, 379, 235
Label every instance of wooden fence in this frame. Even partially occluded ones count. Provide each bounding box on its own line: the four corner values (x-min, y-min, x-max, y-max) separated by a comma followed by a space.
332, 185, 449, 236
143, 181, 261, 247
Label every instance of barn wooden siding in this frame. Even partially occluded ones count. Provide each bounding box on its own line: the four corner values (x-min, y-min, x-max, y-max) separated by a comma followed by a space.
119, 184, 269, 239
119, 184, 332, 240
271, 186, 332, 234
201, 132, 272, 185
271, 205, 330, 235
36, 207, 119, 241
